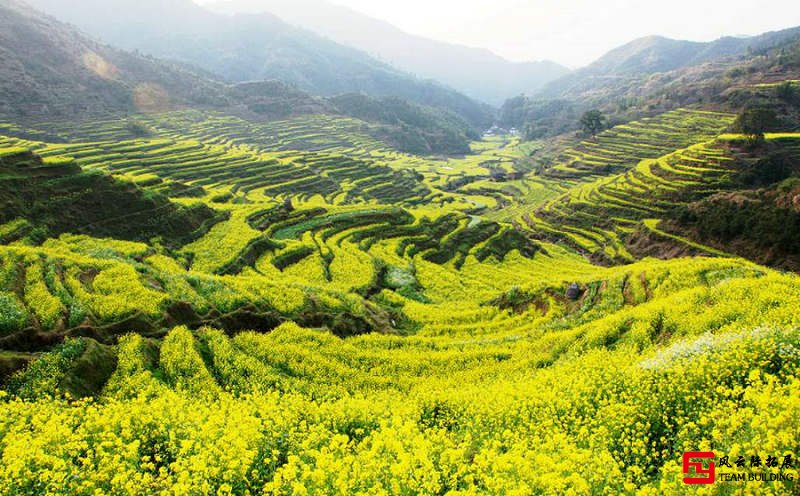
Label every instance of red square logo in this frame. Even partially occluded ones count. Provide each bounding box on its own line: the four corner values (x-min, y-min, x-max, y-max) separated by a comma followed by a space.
683, 451, 716, 484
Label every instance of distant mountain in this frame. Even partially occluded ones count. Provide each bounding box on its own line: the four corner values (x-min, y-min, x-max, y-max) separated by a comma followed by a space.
207, 0, 570, 106
23, 0, 494, 129
539, 27, 800, 99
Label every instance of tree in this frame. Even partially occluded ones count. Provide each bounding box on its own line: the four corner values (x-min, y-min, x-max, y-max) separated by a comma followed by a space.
776, 82, 798, 105
125, 119, 153, 138
579, 110, 606, 138
500, 95, 528, 128
734, 107, 778, 145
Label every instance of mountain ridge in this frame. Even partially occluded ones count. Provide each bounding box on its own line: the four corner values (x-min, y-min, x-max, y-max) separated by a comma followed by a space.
538, 26, 800, 99
206, 0, 570, 105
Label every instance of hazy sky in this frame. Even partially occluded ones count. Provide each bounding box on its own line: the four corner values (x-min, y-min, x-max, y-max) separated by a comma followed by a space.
196, 0, 800, 67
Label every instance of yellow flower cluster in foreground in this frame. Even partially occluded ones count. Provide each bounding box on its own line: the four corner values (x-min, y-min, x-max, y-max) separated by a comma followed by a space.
2, 226, 799, 495
2, 315, 799, 494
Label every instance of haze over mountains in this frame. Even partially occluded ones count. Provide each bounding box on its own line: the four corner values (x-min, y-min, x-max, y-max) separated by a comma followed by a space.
1, 0, 490, 155
23, 0, 493, 129
206, 0, 570, 105
7, 0, 800, 141
500, 25, 800, 139
19, 0, 800, 116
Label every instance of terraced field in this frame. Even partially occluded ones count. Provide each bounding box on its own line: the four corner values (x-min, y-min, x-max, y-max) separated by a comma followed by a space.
0, 109, 792, 303
543, 109, 735, 179
0, 127, 435, 207
0, 108, 787, 322
531, 133, 800, 262
2, 246, 798, 494
467, 109, 737, 226
1, 104, 799, 495
9, 113, 389, 154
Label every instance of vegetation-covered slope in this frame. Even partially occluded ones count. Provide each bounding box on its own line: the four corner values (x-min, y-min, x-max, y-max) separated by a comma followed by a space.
670, 136, 800, 271
0, 0, 233, 120
538, 28, 800, 100
1, 97, 799, 493
0, 149, 220, 247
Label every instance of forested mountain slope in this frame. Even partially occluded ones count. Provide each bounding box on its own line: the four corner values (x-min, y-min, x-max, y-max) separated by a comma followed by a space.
0, 0, 479, 155
0, 0, 233, 120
